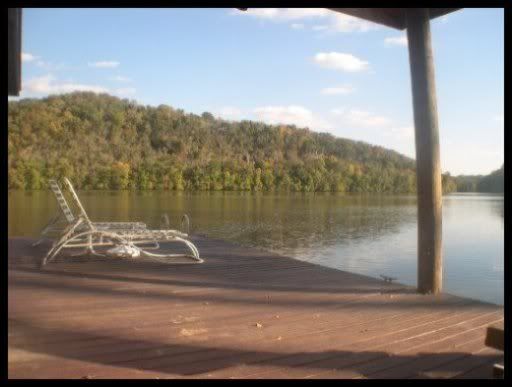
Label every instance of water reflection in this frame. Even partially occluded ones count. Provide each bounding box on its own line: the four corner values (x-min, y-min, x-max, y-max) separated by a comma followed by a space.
8, 191, 503, 305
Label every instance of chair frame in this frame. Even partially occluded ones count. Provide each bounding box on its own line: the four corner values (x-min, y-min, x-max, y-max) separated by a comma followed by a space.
39, 178, 202, 267
33, 180, 147, 246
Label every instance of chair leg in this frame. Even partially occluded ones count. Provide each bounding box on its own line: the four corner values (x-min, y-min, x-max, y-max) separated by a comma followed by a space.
40, 219, 85, 268
33, 215, 61, 246
40, 229, 132, 268
32, 239, 43, 247
139, 237, 203, 263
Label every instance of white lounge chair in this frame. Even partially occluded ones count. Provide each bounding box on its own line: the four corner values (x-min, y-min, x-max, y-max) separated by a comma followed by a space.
39, 178, 202, 268
33, 180, 147, 245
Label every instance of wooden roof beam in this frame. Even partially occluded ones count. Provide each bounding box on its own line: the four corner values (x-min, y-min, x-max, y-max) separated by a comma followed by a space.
328, 8, 461, 30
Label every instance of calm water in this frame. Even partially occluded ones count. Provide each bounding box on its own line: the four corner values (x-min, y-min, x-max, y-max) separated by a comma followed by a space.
8, 191, 504, 305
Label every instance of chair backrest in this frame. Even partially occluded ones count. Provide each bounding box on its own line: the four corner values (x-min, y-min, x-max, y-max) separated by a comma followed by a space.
63, 177, 93, 227
48, 179, 76, 224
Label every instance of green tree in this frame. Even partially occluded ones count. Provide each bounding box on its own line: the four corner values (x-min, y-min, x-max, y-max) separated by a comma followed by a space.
8, 92, 430, 194
110, 162, 131, 190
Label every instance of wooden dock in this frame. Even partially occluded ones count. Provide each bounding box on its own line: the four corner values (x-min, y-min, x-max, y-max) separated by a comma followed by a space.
8, 236, 503, 379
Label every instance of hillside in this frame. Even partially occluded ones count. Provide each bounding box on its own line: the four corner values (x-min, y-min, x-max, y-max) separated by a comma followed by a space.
453, 174, 483, 192
9, 92, 444, 193
453, 165, 504, 193
474, 165, 504, 193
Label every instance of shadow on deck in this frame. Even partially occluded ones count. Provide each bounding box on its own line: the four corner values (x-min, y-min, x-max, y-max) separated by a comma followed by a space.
8, 236, 503, 379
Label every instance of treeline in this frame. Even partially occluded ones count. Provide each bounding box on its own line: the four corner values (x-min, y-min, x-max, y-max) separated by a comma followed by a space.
453, 165, 504, 193
9, 92, 457, 193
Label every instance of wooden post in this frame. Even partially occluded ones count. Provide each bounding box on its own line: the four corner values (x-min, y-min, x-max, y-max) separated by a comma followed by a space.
8, 8, 22, 96
406, 8, 443, 294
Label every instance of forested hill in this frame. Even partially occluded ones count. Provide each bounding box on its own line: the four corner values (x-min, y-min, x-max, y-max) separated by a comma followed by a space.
454, 165, 504, 193
9, 92, 442, 193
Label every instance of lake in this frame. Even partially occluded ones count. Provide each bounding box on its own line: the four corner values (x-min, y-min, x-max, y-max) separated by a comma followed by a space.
8, 191, 504, 305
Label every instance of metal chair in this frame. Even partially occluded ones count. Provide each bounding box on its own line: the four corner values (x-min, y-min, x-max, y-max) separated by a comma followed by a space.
39, 178, 202, 268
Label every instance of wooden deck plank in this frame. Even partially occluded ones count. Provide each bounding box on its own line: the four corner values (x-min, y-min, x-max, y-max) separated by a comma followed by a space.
9, 294, 472, 371
104, 308, 485, 375
358, 327, 501, 378
8, 278, 426, 347
412, 346, 503, 379
456, 359, 500, 379
216, 311, 501, 379
8, 274, 478, 356
8, 236, 502, 379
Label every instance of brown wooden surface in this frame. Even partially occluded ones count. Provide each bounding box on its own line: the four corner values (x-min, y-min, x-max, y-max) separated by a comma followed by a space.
8, 236, 502, 379
485, 322, 504, 351
8, 8, 22, 96
406, 8, 443, 295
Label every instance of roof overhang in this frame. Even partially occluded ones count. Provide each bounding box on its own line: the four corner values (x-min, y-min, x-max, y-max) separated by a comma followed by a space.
328, 8, 462, 30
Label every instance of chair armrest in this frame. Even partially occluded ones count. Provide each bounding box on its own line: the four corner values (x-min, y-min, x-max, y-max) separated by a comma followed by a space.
93, 222, 147, 230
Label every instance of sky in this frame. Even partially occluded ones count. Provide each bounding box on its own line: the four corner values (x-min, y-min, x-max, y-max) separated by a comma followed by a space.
15, 8, 504, 175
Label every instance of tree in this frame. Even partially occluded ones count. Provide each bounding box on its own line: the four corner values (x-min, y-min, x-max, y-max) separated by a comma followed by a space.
111, 162, 131, 190
8, 92, 430, 194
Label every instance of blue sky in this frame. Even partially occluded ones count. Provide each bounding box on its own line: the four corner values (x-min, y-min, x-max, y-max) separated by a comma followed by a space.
17, 8, 504, 175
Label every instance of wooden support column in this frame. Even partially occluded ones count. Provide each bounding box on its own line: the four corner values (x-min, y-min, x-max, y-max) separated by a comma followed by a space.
406, 8, 443, 294
8, 8, 22, 96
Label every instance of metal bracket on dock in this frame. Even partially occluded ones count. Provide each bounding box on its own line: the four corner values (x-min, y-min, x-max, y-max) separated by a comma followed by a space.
380, 275, 397, 283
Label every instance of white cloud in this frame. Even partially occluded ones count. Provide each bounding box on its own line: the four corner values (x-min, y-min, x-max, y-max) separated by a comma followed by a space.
114, 87, 136, 96
24, 75, 133, 97
24, 74, 109, 95
216, 106, 243, 120
384, 35, 408, 47
109, 75, 132, 82
254, 105, 331, 130
21, 52, 39, 62
233, 8, 330, 20
30, 59, 70, 71
330, 13, 377, 33
23, 75, 54, 93
329, 108, 415, 158
312, 25, 328, 31
88, 61, 120, 68
22, 53, 79, 72
330, 108, 400, 130
232, 8, 378, 33
442, 137, 454, 147
314, 52, 369, 72
386, 126, 414, 140
290, 23, 304, 30
330, 107, 346, 116
321, 85, 354, 95
494, 114, 504, 123
441, 141, 503, 175
343, 109, 391, 128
